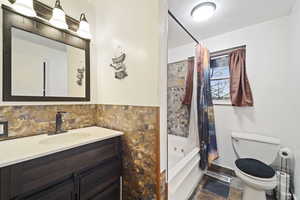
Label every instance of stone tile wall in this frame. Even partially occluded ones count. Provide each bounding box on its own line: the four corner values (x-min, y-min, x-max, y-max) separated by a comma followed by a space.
168, 60, 190, 138
0, 104, 97, 139
96, 105, 160, 200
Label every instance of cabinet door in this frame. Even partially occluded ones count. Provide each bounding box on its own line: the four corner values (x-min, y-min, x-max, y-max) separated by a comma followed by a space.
79, 158, 121, 200
9, 138, 120, 198
20, 179, 75, 200
90, 182, 120, 200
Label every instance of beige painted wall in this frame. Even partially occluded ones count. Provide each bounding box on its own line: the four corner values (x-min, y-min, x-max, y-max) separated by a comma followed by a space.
94, 0, 161, 107
0, 0, 98, 105
0, 0, 164, 107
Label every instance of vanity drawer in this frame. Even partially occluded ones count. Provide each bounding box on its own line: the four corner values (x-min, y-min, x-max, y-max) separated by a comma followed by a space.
8, 138, 121, 198
79, 157, 121, 200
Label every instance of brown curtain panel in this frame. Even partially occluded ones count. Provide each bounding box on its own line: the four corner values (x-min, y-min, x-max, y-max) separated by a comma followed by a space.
182, 57, 195, 106
229, 49, 254, 106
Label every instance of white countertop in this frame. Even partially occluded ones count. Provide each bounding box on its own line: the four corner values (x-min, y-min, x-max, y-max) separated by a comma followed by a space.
0, 127, 123, 168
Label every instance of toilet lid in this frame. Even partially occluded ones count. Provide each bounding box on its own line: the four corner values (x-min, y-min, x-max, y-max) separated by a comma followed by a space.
235, 158, 275, 179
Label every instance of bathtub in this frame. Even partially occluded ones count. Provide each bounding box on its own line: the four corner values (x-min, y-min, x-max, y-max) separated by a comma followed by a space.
168, 135, 204, 200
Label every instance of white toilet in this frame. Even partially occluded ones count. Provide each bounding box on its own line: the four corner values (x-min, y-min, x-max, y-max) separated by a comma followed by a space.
231, 132, 281, 200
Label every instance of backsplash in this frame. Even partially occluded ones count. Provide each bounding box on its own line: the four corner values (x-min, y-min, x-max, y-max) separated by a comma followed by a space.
97, 105, 160, 200
0, 104, 97, 139
168, 60, 190, 138
0, 104, 161, 200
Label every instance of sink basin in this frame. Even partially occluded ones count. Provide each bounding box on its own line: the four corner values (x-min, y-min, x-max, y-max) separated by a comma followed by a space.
39, 132, 92, 145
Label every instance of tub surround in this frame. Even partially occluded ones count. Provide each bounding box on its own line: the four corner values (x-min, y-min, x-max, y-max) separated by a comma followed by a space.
97, 105, 160, 200
0, 126, 123, 168
168, 134, 203, 200
167, 60, 189, 138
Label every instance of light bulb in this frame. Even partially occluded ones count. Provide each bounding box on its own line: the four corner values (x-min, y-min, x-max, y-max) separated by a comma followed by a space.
49, 0, 68, 30
77, 13, 92, 39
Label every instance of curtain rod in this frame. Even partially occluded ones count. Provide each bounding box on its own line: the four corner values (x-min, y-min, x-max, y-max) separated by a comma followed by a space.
168, 10, 199, 44
187, 45, 246, 60
210, 45, 246, 57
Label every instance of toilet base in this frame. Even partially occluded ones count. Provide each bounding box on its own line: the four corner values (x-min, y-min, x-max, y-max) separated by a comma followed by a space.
243, 185, 266, 200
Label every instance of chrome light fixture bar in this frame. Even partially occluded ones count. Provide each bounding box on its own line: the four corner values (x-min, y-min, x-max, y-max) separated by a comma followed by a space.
77, 13, 92, 39
50, 0, 68, 29
12, 0, 37, 17
191, 2, 217, 22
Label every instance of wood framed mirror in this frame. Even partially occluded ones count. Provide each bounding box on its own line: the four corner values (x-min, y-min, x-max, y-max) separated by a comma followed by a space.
2, 3, 90, 102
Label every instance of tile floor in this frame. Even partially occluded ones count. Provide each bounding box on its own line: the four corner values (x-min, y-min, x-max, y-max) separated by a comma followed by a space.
189, 175, 243, 200
189, 175, 276, 200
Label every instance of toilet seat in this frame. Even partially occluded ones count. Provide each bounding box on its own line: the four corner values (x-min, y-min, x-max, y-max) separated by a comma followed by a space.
234, 159, 277, 191
235, 158, 275, 179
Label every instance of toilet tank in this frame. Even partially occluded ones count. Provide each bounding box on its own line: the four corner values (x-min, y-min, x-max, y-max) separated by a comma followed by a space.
232, 132, 281, 165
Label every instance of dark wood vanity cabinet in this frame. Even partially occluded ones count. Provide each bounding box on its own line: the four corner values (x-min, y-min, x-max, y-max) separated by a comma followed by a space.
0, 137, 122, 200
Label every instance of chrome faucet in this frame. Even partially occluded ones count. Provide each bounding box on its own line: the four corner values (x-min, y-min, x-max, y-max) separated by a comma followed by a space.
54, 111, 67, 134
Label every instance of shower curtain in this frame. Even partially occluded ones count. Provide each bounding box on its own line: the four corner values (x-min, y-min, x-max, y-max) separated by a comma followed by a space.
184, 44, 219, 170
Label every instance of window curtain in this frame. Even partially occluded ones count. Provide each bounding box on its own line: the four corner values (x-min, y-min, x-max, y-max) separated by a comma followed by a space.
229, 49, 254, 106
183, 44, 219, 170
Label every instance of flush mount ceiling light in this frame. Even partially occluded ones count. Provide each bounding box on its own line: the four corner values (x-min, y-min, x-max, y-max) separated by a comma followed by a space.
50, 0, 68, 30
77, 13, 92, 39
12, 0, 37, 17
191, 2, 217, 22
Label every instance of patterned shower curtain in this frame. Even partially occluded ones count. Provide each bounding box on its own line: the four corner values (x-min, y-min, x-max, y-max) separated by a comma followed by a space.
183, 44, 219, 170
195, 44, 219, 170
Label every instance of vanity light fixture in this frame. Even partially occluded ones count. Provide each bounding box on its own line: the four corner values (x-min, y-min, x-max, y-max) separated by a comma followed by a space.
191, 2, 217, 22
12, 0, 37, 17
49, 0, 68, 30
77, 13, 92, 39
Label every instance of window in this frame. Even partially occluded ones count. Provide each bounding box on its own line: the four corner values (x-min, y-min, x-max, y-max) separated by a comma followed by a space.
209, 46, 246, 105
210, 55, 231, 104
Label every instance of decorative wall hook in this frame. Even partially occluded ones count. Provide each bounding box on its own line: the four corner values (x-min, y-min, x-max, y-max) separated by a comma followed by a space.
110, 46, 128, 79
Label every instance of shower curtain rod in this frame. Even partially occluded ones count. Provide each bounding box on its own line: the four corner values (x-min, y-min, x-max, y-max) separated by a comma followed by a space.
168, 10, 200, 44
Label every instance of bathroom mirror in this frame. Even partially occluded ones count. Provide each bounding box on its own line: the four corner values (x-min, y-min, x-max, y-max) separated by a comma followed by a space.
2, 5, 90, 101
12, 28, 86, 98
